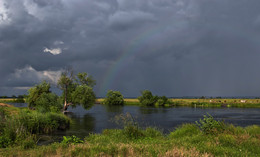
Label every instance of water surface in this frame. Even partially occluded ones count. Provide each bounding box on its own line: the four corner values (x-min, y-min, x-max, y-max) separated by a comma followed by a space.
10, 103, 260, 144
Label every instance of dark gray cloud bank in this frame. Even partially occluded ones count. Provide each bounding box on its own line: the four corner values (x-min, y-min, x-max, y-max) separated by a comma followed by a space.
1, 0, 260, 97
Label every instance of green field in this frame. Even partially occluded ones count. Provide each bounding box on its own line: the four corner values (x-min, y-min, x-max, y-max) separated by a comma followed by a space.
96, 98, 260, 108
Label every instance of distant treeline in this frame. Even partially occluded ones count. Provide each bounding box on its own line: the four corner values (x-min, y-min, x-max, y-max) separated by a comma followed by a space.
98, 96, 260, 99
0, 95, 26, 103
0, 95, 27, 99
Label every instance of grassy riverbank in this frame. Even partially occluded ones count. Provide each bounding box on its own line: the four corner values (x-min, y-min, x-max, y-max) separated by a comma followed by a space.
96, 98, 260, 108
0, 104, 70, 149
0, 98, 25, 103
2, 98, 260, 108
1, 110, 260, 156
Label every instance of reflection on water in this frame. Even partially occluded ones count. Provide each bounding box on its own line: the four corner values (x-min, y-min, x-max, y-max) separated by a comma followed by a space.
64, 104, 260, 135
104, 105, 123, 113
7, 103, 260, 143
64, 112, 96, 138
139, 106, 169, 114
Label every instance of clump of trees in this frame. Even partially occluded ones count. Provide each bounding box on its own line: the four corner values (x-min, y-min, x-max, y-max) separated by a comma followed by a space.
103, 90, 124, 106
26, 81, 61, 113
14, 95, 26, 103
138, 90, 171, 107
26, 69, 96, 113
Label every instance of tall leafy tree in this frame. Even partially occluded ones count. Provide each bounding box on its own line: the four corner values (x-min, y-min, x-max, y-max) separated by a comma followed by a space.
57, 68, 75, 111
57, 69, 96, 112
76, 72, 96, 87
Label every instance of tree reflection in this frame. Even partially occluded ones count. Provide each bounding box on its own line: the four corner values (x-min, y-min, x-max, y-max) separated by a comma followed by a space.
65, 112, 96, 135
139, 106, 169, 114
104, 105, 123, 113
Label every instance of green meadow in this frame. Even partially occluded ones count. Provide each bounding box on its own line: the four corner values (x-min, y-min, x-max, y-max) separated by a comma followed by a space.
96, 98, 260, 108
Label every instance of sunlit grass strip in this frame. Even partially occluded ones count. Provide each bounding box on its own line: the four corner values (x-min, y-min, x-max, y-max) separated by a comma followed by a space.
0, 98, 25, 103
99, 98, 260, 107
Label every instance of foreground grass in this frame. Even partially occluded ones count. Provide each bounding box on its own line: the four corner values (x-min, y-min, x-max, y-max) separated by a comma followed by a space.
1, 121, 260, 156
0, 105, 71, 149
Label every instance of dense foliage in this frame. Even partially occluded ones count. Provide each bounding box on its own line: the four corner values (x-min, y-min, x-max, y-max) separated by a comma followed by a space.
61, 135, 83, 144
58, 70, 96, 111
26, 81, 61, 113
25, 70, 96, 112
196, 113, 225, 134
138, 90, 170, 106
103, 90, 124, 106
0, 107, 70, 149
71, 85, 96, 109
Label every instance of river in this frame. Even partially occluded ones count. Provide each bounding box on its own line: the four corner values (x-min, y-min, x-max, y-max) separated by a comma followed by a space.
10, 103, 260, 144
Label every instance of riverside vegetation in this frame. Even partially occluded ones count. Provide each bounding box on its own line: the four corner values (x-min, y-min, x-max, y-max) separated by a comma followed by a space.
0, 105, 70, 149
97, 98, 260, 108
97, 89, 260, 108
1, 111, 260, 156
102, 90, 124, 106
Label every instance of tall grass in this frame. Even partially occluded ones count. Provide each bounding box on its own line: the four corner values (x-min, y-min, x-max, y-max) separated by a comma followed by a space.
0, 106, 70, 149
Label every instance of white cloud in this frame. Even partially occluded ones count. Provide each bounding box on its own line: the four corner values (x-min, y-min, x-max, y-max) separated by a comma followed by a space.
23, 0, 63, 21
13, 65, 62, 84
43, 47, 62, 55
0, 1, 11, 25
42, 70, 61, 83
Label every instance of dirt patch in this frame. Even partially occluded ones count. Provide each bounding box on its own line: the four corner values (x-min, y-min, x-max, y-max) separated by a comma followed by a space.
0, 103, 13, 107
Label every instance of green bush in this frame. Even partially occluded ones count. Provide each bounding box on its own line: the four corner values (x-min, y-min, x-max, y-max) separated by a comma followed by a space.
170, 124, 201, 138
26, 81, 62, 113
196, 114, 226, 134
123, 125, 144, 139
103, 90, 124, 106
138, 90, 169, 106
138, 90, 157, 106
114, 113, 144, 139
0, 108, 70, 148
15, 95, 25, 103
35, 93, 61, 113
61, 135, 83, 144
143, 127, 163, 138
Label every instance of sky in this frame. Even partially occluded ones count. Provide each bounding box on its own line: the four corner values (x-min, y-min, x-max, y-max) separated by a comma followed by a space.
1, 0, 260, 97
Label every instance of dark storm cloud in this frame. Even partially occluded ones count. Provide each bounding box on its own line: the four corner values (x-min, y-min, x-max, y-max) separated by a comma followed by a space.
1, 0, 260, 97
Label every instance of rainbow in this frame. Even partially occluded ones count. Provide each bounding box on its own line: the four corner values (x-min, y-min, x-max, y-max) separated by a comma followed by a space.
98, 24, 174, 96
98, 20, 255, 96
